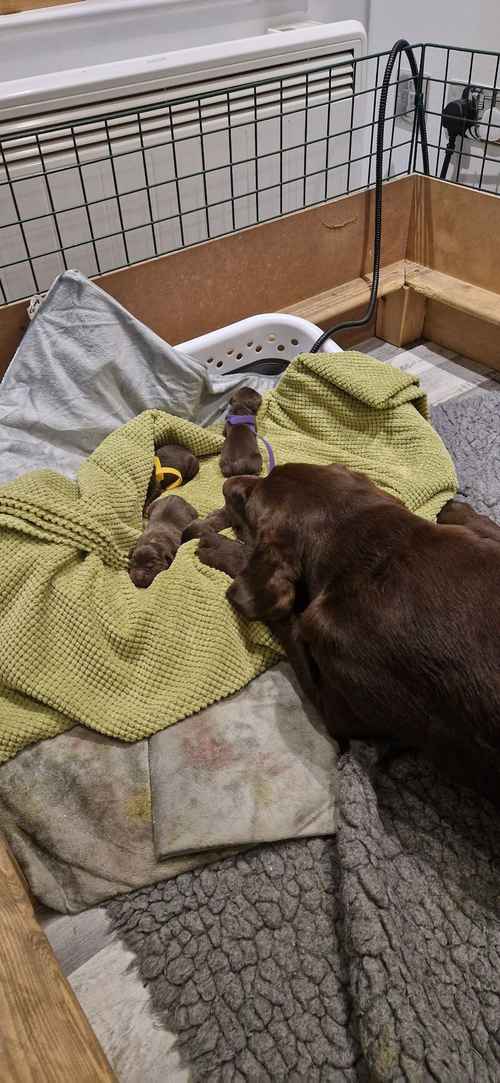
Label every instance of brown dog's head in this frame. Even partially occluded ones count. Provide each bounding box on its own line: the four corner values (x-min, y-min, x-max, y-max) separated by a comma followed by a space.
222, 472, 301, 621
228, 387, 262, 417
221, 463, 375, 622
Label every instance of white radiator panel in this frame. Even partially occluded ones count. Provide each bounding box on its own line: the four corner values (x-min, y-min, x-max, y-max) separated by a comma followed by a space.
0, 13, 367, 302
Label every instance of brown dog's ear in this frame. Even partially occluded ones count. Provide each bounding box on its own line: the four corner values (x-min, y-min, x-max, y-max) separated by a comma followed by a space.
222, 474, 259, 515
227, 545, 297, 622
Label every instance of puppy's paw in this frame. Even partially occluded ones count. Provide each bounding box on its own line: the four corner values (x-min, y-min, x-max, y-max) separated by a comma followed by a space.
197, 531, 230, 570
220, 451, 263, 478
197, 532, 247, 577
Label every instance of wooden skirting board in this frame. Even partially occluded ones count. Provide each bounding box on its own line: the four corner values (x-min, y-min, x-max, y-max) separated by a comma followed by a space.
288, 258, 500, 370
405, 264, 500, 323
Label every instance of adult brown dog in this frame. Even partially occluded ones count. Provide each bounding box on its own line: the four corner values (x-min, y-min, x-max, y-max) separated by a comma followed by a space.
197, 464, 500, 796
219, 387, 262, 478
129, 494, 198, 588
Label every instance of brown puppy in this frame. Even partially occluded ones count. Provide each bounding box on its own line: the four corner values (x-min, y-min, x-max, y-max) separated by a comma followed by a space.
145, 444, 199, 509
129, 494, 198, 588
219, 387, 263, 478
197, 465, 500, 799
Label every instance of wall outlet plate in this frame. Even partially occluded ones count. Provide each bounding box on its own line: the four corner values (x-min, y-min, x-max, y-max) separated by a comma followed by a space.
395, 70, 428, 128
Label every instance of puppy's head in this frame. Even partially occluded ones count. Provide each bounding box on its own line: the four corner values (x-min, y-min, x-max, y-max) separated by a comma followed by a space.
228, 386, 262, 417
128, 534, 177, 588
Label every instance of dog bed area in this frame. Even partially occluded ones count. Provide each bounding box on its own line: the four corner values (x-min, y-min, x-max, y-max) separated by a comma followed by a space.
0, 273, 498, 1082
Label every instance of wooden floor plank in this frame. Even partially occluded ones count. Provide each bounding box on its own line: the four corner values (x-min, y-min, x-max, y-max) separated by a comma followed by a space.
0, 836, 116, 1082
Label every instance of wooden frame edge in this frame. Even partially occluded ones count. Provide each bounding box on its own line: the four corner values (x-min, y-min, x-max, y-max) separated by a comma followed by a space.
0, 834, 116, 1081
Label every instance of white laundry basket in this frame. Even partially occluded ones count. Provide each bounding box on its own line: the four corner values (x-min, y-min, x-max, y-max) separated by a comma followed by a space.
178, 313, 340, 374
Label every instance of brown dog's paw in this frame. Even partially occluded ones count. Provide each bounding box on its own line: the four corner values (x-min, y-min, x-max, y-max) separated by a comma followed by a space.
197, 532, 247, 577
220, 450, 263, 478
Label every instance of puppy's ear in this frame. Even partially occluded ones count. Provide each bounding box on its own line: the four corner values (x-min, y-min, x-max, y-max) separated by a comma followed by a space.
227, 545, 296, 622
144, 497, 159, 520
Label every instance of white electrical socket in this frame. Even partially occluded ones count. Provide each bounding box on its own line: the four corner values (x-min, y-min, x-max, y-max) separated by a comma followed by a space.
394, 71, 428, 128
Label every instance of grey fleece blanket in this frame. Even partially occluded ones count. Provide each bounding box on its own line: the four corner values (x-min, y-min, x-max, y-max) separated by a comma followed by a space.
106, 390, 500, 1082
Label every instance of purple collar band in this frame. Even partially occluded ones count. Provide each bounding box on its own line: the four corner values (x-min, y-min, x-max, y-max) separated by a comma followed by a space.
226, 414, 256, 428
226, 413, 275, 473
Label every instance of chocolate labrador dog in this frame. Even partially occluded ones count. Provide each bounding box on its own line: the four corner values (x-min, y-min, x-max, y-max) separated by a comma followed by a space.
129, 494, 198, 588
197, 464, 500, 798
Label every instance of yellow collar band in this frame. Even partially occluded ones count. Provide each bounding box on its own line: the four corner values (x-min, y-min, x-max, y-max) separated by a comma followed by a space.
153, 457, 183, 490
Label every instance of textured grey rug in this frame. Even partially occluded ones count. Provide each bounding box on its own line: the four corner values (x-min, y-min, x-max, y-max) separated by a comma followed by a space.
108, 391, 500, 1082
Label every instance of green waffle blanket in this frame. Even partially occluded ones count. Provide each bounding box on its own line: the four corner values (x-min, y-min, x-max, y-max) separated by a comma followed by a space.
0, 352, 457, 763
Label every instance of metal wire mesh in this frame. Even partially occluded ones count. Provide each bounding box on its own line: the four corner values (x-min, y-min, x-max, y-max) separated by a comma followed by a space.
417, 43, 500, 190
1, 41, 499, 307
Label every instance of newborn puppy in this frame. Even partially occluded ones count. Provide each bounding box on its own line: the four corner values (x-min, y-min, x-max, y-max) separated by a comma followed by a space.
129, 494, 198, 588
146, 444, 200, 509
220, 387, 263, 478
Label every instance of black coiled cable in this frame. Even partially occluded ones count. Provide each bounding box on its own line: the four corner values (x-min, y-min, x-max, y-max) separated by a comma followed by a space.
309, 39, 430, 353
